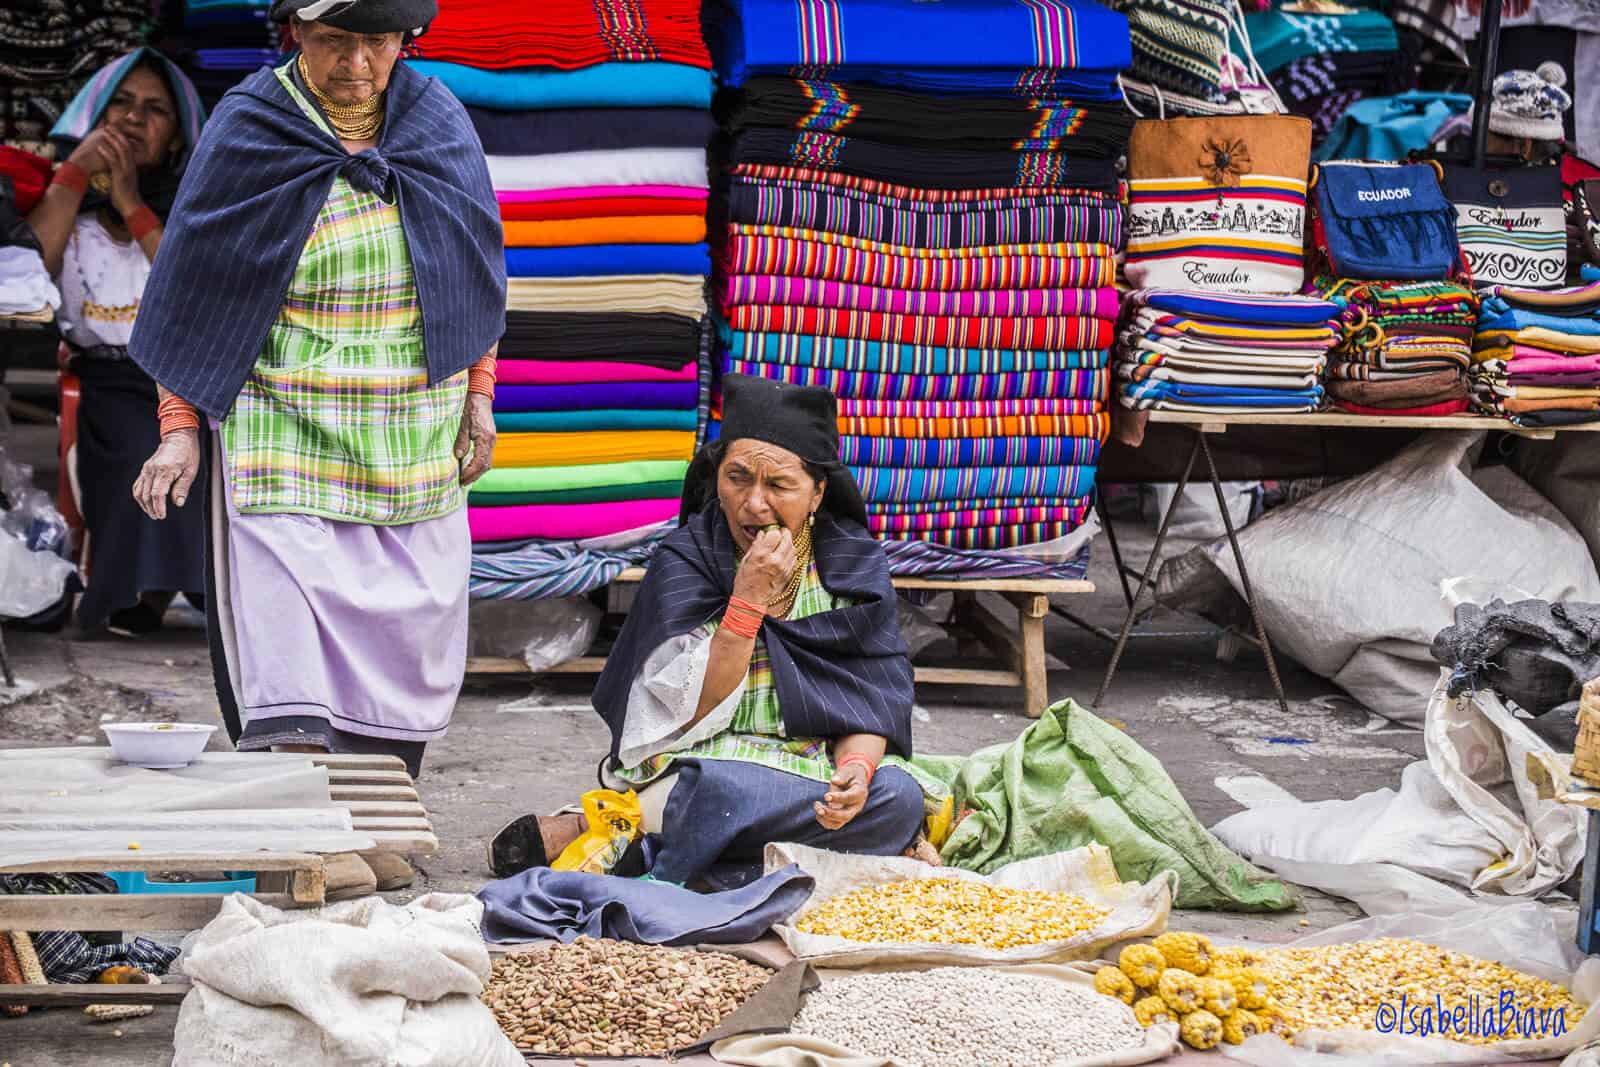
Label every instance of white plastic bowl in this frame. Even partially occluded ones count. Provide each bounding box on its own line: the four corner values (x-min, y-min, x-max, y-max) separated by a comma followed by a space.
101, 722, 217, 769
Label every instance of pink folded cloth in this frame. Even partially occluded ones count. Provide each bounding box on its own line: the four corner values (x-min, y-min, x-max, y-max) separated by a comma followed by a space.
1502, 353, 1600, 375
496, 359, 697, 385
496, 185, 708, 204
723, 276, 1122, 320
468, 498, 679, 542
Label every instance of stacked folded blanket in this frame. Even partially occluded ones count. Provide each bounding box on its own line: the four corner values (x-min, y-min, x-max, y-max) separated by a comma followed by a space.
170, 0, 284, 108
1313, 276, 1478, 416
1471, 281, 1600, 427
0, 0, 146, 149
710, 0, 1131, 569
1115, 291, 1337, 413
440, 0, 714, 591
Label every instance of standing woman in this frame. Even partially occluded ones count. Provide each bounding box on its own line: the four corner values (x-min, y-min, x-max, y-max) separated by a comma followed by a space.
129, 0, 505, 807
27, 49, 208, 636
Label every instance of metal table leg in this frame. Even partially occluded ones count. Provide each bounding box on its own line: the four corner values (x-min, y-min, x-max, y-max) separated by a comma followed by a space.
1199, 433, 1290, 716
0, 623, 14, 690
1092, 433, 1201, 708
1094, 485, 1137, 611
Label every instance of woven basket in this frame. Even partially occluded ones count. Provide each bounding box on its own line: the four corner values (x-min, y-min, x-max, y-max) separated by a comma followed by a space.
1573, 679, 1600, 789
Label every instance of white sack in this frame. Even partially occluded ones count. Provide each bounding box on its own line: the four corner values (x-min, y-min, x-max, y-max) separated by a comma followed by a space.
173, 893, 523, 1067
1217, 903, 1600, 1065
468, 595, 601, 670
1212, 674, 1587, 901
763, 841, 1173, 968
1156, 432, 1600, 725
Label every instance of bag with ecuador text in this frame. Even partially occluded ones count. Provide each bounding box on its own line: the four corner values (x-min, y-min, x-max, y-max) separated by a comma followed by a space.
1442, 163, 1567, 288
1125, 114, 1313, 293
1311, 160, 1460, 281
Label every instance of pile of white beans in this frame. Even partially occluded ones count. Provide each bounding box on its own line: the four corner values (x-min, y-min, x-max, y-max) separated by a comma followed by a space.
791, 968, 1148, 1067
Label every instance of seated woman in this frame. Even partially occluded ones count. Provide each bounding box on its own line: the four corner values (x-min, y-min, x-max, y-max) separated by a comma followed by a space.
490, 374, 926, 889
27, 49, 207, 636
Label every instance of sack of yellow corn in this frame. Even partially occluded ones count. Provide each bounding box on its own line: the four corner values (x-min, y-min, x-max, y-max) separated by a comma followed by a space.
770, 841, 1173, 968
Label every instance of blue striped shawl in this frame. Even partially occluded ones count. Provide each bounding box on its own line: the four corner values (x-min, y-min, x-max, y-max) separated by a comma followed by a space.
593, 502, 914, 762
129, 58, 506, 418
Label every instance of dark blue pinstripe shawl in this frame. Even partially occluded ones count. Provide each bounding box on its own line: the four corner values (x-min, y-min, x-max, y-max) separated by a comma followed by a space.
128, 58, 505, 418
594, 502, 914, 762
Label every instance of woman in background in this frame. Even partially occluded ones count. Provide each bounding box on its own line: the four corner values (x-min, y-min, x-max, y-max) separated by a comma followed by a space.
27, 49, 208, 636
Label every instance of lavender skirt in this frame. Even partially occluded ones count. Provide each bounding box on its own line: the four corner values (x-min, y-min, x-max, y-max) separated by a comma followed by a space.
205, 432, 468, 775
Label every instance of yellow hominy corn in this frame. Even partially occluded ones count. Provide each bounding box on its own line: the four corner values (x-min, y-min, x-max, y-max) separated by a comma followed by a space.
1214, 964, 1271, 1010
1248, 938, 1586, 1046
1154, 931, 1213, 974
1117, 943, 1166, 988
1133, 995, 1172, 1027
1199, 976, 1238, 1016
1180, 1009, 1223, 1049
1222, 1008, 1264, 1044
1094, 966, 1136, 1004
793, 879, 1111, 950
1158, 968, 1202, 1014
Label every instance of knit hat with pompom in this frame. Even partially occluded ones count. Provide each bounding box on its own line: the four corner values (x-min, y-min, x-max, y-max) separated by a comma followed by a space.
1489, 62, 1572, 141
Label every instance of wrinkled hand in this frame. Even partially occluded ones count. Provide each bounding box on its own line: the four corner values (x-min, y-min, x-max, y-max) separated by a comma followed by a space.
814, 761, 869, 831
65, 127, 124, 175
731, 525, 796, 607
455, 392, 495, 486
132, 429, 200, 520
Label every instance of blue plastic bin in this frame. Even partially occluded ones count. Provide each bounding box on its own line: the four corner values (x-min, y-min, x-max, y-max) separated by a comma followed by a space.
108, 871, 257, 895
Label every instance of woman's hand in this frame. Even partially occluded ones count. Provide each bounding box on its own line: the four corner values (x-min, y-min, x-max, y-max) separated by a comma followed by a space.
102, 129, 143, 219
65, 127, 126, 175
456, 393, 495, 486
731, 526, 796, 607
814, 760, 870, 831
133, 429, 201, 520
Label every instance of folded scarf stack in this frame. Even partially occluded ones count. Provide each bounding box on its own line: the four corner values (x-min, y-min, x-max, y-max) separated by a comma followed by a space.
1239, 2, 1404, 152
0, 0, 146, 149
1470, 280, 1600, 427
1114, 290, 1337, 413
1313, 276, 1479, 416
710, 0, 1131, 568
169, 0, 286, 109
447, 1, 715, 579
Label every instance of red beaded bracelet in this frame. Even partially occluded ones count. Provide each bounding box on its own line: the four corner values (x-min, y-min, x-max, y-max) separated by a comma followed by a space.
836, 752, 877, 786
125, 205, 160, 242
721, 600, 762, 639
52, 161, 90, 195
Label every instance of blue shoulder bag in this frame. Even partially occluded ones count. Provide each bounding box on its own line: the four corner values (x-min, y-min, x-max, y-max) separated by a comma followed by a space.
1311, 161, 1461, 281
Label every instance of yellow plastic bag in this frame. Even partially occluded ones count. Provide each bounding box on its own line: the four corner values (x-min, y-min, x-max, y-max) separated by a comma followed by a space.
551, 789, 642, 875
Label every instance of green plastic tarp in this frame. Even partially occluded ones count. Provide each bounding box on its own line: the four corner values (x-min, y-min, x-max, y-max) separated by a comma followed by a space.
911, 698, 1296, 912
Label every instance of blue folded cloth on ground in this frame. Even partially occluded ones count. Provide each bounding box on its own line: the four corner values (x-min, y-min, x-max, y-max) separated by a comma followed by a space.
476, 863, 814, 945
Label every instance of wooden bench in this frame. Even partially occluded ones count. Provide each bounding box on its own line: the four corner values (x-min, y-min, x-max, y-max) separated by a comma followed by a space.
468, 569, 1093, 718
0, 752, 438, 1007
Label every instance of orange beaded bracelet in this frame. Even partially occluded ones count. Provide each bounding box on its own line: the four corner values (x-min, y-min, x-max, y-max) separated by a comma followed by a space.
157, 395, 200, 438
721, 597, 763, 639
836, 752, 877, 786
468, 353, 497, 398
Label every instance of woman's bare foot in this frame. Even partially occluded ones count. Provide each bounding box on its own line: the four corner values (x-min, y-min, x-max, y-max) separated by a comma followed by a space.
902, 834, 943, 867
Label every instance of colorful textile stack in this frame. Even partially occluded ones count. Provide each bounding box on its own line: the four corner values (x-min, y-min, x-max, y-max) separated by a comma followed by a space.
1313, 276, 1478, 416
0, 0, 147, 151
1114, 290, 1336, 413
1239, 2, 1407, 149
407, 0, 714, 590
166, 0, 282, 109
1471, 281, 1600, 427
710, 0, 1130, 566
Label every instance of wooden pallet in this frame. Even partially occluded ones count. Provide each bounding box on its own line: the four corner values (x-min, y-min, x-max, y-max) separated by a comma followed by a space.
468, 569, 1092, 718
0, 753, 437, 1008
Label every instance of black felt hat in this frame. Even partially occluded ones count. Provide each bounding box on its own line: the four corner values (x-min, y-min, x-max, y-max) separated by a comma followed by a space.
269, 0, 436, 33
680, 374, 869, 528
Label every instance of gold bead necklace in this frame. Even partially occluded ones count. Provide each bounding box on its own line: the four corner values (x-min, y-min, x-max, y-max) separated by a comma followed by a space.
298, 53, 384, 141
766, 517, 814, 619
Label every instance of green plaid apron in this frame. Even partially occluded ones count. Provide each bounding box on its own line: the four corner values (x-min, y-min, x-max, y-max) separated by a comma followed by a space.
615, 562, 939, 794
222, 68, 466, 524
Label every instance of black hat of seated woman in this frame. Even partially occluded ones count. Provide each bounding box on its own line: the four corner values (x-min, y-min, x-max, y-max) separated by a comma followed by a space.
268, 0, 437, 33
680, 374, 869, 529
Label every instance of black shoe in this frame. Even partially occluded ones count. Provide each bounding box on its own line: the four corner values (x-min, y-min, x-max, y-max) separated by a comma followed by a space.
106, 601, 164, 638
487, 814, 548, 879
